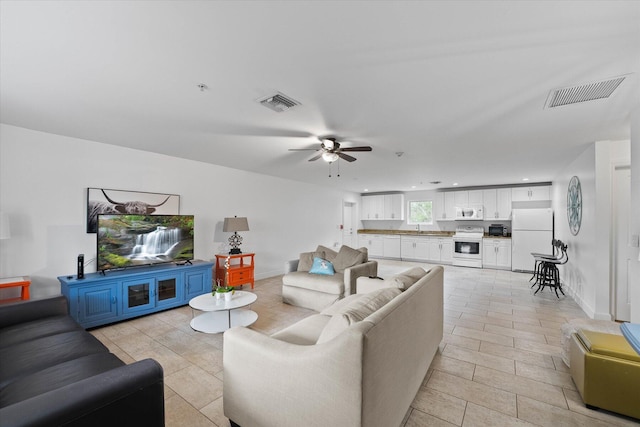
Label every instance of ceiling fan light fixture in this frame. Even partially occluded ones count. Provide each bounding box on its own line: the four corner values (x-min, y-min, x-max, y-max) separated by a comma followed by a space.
322, 152, 339, 163
320, 138, 335, 150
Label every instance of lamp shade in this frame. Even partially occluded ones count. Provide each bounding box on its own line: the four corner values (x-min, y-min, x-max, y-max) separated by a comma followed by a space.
0, 212, 10, 240
223, 217, 249, 232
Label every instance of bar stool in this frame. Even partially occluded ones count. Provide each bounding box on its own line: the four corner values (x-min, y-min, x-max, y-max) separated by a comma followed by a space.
533, 242, 568, 298
530, 239, 560, 286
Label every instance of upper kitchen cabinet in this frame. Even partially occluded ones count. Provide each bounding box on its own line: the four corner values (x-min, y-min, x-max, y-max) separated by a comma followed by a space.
361, 194, 405, 220
454, 191, 468, 208
384, 194, 405, 220
468, 190, 483, 205
483, 188, 512, 220
511, 186, 551, 202
435, 192, 456, 221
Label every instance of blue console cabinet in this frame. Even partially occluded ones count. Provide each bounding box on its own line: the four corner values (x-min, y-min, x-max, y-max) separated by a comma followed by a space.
58, 260, 213, 329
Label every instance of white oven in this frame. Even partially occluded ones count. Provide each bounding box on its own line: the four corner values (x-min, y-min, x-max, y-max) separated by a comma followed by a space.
452, 226, 484, 268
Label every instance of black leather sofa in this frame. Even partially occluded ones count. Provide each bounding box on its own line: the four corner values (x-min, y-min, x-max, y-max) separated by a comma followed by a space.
0, 296, 164, 427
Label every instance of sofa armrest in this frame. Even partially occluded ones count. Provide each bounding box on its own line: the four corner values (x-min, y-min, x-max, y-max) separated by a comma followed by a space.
0, 295, 69, 329
0, 358, 164, 427
343, 260, 378, 296
284, 259, 299, 274
223, 326, 365, 427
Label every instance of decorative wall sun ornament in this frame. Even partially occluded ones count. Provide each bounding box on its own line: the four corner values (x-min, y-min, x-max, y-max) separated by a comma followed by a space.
567, 176, 582, 236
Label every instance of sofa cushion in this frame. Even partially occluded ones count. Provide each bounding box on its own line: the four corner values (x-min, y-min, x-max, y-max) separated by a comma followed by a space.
316, 287, 401, 344
309, 257, 335, 275
316, 245, 338, 262
382, 267, 429, 290
0, 330, 109, 387
282, 271, 345, 294
0, 315, 83, 348
332, 245, 366, 273
0, 352, 125, 407
320, 293, 366, 316
297, 252, 316, 272
271, 314, 332, 345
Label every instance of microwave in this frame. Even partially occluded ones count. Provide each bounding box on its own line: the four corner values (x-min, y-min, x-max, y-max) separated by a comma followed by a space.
455, 206, 484, 220
489, 225, 507, 236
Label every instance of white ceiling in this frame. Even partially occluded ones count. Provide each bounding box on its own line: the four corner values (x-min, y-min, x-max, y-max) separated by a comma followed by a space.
1, 1, 639, 193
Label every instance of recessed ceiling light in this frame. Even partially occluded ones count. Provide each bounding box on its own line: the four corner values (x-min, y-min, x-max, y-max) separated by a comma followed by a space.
452, 183, 459, 186
411, 185, 416, 189
522, 178, 529, 181
364, 189, 369, 192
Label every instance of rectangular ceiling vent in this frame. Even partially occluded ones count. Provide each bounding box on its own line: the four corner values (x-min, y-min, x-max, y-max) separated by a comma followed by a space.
258, 92, 301, 112
545, 76, 626, 109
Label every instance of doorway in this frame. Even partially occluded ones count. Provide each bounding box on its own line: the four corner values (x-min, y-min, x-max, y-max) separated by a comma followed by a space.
613, 165, 631, 321
342, 201, 358, 248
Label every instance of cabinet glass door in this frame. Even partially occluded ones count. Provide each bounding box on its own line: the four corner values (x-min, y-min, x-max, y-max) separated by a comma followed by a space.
156, 275, 182, 307
122, 279, 154, 314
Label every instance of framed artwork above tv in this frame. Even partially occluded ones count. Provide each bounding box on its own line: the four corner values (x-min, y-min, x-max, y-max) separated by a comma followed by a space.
86, 188, 180, 233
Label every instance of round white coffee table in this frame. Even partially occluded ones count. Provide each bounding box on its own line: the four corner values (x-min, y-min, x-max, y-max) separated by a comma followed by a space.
189, 291, 258, 333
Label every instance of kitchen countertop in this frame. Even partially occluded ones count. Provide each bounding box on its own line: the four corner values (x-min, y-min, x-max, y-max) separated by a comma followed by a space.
357, 229, 511, 238
358, 229, 454, 236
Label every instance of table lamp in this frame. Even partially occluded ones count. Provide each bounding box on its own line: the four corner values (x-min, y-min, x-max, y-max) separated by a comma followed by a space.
223, 216, 249, 254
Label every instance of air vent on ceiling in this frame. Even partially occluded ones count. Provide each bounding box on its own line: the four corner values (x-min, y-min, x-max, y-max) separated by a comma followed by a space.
258, 92, 301, 112
545, 76, 626, 109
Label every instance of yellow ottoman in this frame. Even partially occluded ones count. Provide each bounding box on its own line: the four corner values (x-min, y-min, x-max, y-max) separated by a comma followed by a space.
570, 329, 640, 419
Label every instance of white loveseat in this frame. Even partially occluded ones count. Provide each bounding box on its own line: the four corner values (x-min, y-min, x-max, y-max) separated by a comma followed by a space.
223, 265, 444, 427
282, 245, 378, 311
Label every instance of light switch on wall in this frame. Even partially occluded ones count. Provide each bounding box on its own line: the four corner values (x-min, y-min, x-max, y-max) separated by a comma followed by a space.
631, 234, 640, 248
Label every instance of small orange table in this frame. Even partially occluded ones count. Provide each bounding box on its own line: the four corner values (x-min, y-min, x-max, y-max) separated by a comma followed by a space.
215, 253, 255, 290
0, 276, 31, 303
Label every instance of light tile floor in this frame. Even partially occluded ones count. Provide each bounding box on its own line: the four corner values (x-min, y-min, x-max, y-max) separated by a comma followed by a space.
90, 260, 639, 426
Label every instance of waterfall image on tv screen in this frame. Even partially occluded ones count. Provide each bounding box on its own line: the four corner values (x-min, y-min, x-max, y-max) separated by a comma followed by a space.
97, 214, 194, 271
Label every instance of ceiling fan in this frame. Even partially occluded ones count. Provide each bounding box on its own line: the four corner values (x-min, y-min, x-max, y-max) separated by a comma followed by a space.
288, 137, 372, 163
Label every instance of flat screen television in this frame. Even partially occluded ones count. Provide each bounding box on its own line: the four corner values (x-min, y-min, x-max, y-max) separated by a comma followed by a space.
97, 214, 194, 272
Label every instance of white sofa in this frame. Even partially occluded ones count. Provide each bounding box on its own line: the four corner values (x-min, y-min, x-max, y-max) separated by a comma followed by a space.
282, 245, 378, 311
223, 265, 444, 427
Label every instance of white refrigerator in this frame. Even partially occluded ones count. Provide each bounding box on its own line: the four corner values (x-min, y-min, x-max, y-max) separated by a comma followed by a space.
511, 208, 553, 272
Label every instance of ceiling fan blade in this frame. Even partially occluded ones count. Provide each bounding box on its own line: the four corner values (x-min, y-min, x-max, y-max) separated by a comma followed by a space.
337, 152, 357, 162
339, 146, 372, 152
308, 153, 323, 162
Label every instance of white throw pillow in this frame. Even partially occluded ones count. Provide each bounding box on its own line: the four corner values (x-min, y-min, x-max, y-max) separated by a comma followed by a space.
316, 287, 401, 344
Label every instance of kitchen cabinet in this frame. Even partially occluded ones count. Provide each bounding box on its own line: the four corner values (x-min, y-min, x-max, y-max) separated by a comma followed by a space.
383, 236, 401, 258
468, 190, 483, 205
435, 192, 457, 221
512, 186, 550, 202
361, 195, 384, 220
454, 191, 468, 208
361, 194, 404, 220
383, 194, 405, 220
358, 234, 384, 258
400, 236, 430, 261
483, 238, 512, 270
483, 188, 512, 220
428, 237, 453, 263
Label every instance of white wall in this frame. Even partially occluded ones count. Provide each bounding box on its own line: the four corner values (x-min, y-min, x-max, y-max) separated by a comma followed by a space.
553, 139, 631, 320
630, 107, 640, 323
0, 124, 360, 298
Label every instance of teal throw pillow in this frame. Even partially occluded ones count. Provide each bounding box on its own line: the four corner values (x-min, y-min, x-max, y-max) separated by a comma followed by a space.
309, 257, 335, 275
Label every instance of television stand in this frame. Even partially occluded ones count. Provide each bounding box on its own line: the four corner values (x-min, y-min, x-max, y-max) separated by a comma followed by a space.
58, 260, 213, 328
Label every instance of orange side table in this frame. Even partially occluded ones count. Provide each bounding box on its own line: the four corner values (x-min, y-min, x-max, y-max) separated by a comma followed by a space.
0, 276, 31, 303
215, 253, 255, 290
